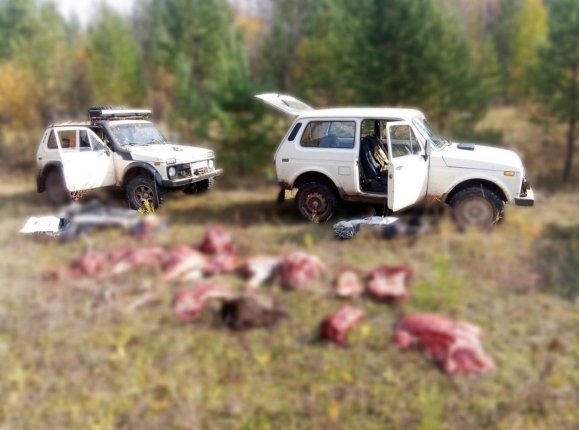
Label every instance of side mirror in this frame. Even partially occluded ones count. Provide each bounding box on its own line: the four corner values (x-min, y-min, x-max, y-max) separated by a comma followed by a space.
423, 139, 431, 161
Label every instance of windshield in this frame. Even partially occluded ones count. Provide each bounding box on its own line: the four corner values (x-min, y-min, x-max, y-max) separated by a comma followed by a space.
412, 116, 447, 149
109, 122, 167, 146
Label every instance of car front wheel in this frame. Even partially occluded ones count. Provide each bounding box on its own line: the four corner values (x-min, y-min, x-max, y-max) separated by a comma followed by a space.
296, 182, 337, 222
449, 186, 505, 230
126, 174, 166, 210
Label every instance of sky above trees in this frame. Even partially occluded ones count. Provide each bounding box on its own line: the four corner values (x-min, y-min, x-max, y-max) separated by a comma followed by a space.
55, 0, 133, 26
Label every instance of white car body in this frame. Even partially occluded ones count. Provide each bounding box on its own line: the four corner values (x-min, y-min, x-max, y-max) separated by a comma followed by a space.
256, 93, 534, 223
36, 109, 222, 207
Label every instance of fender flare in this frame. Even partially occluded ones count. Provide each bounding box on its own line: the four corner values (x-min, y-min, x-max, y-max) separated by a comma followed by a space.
122, 162, 163, 187
442, 174, 511, 203
290, 169, 342, 197
37, 161, 63, 193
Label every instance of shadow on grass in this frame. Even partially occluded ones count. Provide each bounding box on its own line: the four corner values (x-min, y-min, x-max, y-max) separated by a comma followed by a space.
0, 188, 53, 216
536, 223, 579, 300
0, 187, 130, 217
168, 196, 381, 228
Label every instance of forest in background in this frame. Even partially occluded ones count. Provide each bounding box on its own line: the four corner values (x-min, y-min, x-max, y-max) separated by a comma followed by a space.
0, 0, 576, 183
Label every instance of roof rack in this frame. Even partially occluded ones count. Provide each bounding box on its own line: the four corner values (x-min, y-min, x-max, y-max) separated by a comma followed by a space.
88, 107, 152, 122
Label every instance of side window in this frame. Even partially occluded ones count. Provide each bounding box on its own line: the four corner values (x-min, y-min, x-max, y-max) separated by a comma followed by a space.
90, 127, 110, 146
328, 122, 355, 148
389, 125, 421, 158
88, 129, 107, 150
46, 130, 58, 149
409, 127, 421, 155
57, 130, 78, 150
79, 130, 91, 150
288, 122, 302, 141
300, 121, 355, 148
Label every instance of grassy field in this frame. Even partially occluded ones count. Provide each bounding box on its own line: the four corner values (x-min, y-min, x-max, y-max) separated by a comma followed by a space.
1, 174, 579, 430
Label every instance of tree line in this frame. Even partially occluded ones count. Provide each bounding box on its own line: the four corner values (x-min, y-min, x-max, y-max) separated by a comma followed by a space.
0, 0, 576, 181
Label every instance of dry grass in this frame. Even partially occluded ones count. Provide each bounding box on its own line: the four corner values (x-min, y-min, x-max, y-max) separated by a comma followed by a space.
475, 106, 574, 186
1, 172, 579, 429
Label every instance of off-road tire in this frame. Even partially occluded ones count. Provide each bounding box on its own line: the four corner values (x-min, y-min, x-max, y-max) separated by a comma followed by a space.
126, 174, 166, 210
449, 186, 505, 230
45, 168, 71, 205
296, 182, 337, 222
183, 178, 215, 195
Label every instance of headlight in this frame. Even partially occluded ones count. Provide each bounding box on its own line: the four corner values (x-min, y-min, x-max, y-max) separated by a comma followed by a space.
167, 164, 192, 179
208, 159, 215, 169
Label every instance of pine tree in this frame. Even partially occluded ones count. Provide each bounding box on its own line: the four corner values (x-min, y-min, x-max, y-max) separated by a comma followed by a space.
0, 0, 73, 120
137, 0, 270, 176
273, 0, 487, 133
261, 0, 318, 93
86, 4, 146, 106
533, 0, 579, 182
509, 0, 548, 98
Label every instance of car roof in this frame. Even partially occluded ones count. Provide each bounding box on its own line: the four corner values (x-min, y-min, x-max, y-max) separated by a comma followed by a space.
297, 107, 425, 120
49, 119, 152, 128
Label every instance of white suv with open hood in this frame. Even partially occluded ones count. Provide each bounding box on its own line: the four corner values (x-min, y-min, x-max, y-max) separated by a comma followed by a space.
256, 93, 534, 228
36, 107, 222, 209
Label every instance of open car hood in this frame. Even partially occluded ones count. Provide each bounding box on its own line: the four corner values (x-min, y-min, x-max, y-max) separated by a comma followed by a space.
254, 93, 314, 116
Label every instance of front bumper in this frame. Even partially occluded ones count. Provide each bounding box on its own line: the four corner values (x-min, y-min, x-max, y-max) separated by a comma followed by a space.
160, 168, 223, 188
515, 187, 535, 207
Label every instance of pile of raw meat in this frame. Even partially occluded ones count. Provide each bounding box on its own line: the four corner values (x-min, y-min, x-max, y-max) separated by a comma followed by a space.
43, 225, 494, 376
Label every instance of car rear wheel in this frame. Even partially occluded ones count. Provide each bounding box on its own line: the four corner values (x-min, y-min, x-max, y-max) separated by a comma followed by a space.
449, 186, 504, 230
45, 169, 71, 205
296, 182, 337, 222
126, 174, 166, 210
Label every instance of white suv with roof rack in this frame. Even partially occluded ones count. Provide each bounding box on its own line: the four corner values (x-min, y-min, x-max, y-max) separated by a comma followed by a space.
256, 93, 534, 229
36, 106, 222, 209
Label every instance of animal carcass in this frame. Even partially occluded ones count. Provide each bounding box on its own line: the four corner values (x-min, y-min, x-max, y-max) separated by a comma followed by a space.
367, 265, 412, 304
393, 313, 495, 375
320, 305, 364, 345
279, 252, 325, 290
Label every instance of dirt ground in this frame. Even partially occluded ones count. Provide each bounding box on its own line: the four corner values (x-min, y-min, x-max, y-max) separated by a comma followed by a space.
1, 175, 579, 430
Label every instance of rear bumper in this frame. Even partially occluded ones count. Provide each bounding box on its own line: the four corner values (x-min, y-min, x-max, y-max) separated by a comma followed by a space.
160, 168, 223, 188
515, 188, 534, 207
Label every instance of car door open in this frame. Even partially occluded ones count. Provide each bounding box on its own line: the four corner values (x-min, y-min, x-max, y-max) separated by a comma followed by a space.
386, 121, 429, 211
57, 127, 116, 192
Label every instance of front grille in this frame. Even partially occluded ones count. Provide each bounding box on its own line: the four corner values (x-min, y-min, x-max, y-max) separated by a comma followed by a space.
177, 165, 191, 178
194, 167, 209, 176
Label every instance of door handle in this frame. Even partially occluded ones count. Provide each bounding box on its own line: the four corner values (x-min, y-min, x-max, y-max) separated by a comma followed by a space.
396, 165, 403, 171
